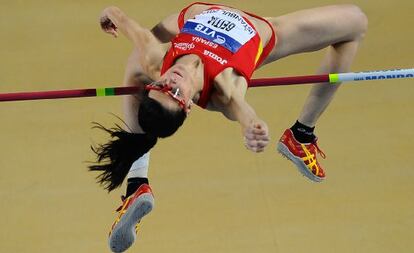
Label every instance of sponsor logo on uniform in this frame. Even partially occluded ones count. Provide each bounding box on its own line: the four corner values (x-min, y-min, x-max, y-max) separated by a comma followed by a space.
194, 24, 225, 45
203, 49, 228, 65
191, 37, 218, 48
213, 35, 226, 44
174, 42, 195, 51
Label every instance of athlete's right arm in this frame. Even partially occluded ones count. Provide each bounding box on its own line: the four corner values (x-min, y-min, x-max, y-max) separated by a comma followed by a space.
100, 6, 155, 46
99, 7, 166, 72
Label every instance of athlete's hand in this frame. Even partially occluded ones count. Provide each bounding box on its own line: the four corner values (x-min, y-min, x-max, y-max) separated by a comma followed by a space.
243, 120, 270, 153
99, 7, 119, 38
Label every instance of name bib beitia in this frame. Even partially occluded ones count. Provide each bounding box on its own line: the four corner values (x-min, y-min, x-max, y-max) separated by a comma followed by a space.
181, 9, 256, 53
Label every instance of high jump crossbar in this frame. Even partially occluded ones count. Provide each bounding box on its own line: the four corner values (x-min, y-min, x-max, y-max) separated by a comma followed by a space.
0, 68, 412, 102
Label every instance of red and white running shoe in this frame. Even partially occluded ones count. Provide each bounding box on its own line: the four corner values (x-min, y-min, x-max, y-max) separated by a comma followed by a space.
108, 184, 154, 253
277, 129, 326, 182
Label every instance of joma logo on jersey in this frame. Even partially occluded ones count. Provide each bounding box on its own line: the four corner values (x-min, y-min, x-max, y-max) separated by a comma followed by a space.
203, 50, 228, 65
195, 24, 226, 44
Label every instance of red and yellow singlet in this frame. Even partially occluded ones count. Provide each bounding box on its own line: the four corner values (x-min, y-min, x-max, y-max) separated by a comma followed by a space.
161, 2, 276, 108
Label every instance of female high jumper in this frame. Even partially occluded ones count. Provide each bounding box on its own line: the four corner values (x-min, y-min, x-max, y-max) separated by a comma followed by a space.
89, 2, 367, 252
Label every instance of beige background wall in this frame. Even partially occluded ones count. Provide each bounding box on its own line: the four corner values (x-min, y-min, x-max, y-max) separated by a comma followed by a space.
0, 1, 413, 252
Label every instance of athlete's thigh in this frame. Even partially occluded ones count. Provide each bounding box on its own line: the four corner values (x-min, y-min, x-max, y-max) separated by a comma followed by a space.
262, 4, 367, 65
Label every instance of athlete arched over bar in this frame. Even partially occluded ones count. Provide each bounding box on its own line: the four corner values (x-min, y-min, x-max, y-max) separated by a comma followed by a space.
89, 2, 368, 252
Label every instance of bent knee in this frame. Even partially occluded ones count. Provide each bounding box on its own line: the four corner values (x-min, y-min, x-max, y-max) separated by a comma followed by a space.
341, 4, 368, 39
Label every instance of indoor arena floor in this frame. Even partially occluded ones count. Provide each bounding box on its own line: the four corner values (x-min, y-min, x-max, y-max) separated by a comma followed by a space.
1, 1, 413, 252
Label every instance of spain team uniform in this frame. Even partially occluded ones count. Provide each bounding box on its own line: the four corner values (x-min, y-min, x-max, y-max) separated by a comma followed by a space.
161, 2, 276, 108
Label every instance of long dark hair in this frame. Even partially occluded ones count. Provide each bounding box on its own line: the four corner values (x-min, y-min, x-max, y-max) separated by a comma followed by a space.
89, 93, 186, 192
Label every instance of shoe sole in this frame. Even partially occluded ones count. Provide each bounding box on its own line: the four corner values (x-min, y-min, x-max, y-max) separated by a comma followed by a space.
277, 142, 324, 182
109, 193, 154, 253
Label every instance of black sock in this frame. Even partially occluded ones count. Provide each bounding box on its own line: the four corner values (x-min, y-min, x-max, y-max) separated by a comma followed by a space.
290, 120, 316, 143
126, 177, 149, 197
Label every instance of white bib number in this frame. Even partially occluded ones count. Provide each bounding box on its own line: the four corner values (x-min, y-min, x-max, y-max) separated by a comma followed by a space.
181, 9, 256, 53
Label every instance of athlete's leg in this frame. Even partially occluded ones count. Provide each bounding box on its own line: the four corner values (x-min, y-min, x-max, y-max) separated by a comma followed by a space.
263, 5, 367, 181
108, 48, 154, 253
264, 4, 368, 126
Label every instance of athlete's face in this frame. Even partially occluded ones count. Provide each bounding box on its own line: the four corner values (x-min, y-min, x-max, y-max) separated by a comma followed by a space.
148, 64, 194, 113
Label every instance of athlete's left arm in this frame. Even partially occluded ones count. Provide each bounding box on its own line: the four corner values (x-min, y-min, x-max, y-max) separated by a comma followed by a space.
221, 84, 270, 153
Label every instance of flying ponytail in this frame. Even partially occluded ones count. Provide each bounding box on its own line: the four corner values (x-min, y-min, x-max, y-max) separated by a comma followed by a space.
89, 92, 186, 192
89, 123, 157, 192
